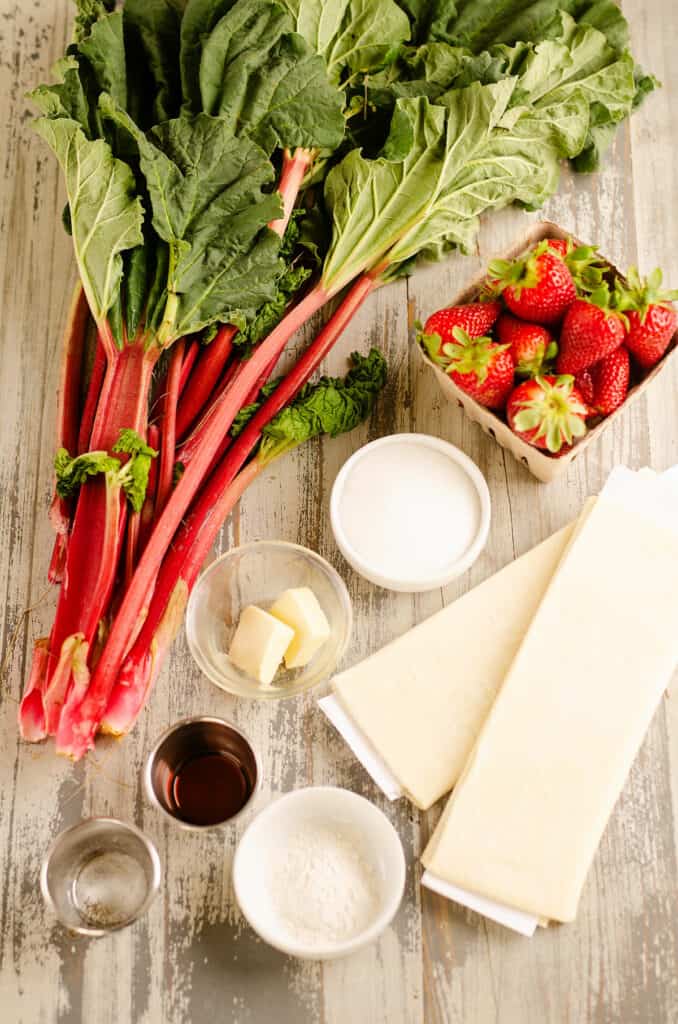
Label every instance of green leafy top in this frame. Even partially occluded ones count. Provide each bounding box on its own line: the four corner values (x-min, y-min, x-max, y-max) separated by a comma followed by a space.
197, 0, 345, 155
72, 0, 116, 44
280, 0, 411, 87
54, 447, 119, 497
55, 429, 158, 512
33, 116, 144, 325
124, 0, 184, 125
101, 96, 284, 345
230, 377, 282, 437
320, 11, 646, 290
614, 266, 678, 322
258, 348, 387, 463
112, 428, 159, 512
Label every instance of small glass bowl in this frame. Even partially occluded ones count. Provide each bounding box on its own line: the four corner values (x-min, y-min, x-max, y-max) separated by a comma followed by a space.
186, 541, 352, 700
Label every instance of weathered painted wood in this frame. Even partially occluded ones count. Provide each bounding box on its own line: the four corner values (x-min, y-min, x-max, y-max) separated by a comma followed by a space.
1, 1, 677, 1022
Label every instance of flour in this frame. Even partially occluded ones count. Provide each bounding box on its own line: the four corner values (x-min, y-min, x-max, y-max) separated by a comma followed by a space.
268, 821, 381, 945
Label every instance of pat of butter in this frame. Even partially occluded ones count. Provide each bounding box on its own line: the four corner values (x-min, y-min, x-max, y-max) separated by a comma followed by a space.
228, 605, 294, 685
269, 587, 330, 669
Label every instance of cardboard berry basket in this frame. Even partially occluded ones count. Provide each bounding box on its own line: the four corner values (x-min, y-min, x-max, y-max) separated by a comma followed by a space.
417, 220, 678, 482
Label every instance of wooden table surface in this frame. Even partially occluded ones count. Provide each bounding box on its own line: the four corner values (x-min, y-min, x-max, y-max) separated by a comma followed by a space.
2, 2, 678, 1022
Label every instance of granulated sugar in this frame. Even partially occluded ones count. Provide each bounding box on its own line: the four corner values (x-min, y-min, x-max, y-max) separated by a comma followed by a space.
268, 821, 381, 946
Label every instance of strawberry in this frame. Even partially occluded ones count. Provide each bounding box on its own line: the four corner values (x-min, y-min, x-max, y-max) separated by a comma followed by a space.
614, 267, 678, 368
444, 327, 515, 409
589, 346, 630, 415
507, 375, 589, 454
418, 302, 502, 365
543, 238, 568, 258
556, 285, 626, 374
487, 240, 576, 324
546, 238, 608, 294
495, 313, 557, 377
573, 368, 595, 409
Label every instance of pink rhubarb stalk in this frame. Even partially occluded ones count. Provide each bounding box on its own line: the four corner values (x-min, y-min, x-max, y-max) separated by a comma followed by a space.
156, 338, 185, 514
77, 332, 107, 454
47, 284, 90, 584
269, 148, 313, 237
138, 423, 160, 553
28, 336, 157, 740
101, 274, 377, 737
18, 638, 50, 741
56, 282, 332, 758
178, 339, 200, 394
175, 325, 237, 440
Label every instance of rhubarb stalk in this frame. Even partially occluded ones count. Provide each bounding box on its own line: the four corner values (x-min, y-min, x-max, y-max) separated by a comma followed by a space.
102, 340, 386, 737
56, 282, 332, 758
269, 148, 314, 237
175, 325, 237, 440
156, 339, 185, 513
47, 283, 90, 584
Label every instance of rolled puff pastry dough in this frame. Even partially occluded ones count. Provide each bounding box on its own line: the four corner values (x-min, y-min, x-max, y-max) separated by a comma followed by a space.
422, 492, 678, 922
332, 522, 576, 810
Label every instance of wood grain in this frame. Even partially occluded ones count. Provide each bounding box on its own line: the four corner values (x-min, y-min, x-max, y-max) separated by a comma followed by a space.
1, 2, 677, 1022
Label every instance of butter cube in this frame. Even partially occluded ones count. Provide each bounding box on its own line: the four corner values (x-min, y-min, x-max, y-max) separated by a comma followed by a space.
269, 587, 331, 669
228, 605, 295, 685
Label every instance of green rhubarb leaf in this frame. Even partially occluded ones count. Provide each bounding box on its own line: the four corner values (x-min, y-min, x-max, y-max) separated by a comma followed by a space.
28, 57, 91, 134
113, 428, 159, 513
321, 95, 456, 293
77, 8, 127, 111
72, 0, 116, 43
259, 348, 387, 463
181, 0, 241, 112
230, 377, 283, 437
100, 96, 283, 344
280, 0, 410, 87
123, 0, 184, 125
199, 0, 345, 155
33, 117, 144, 323
54, 447, 119, 498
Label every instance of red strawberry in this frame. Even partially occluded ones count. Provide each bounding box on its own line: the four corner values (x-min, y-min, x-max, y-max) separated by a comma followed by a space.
544, 238, 568, 258
507, 375, 588, 454
614, 267, 678, 368
487, 241, 576, 324
445, 327, 515, 409
419, 302, 502, 364
495, 313, 557, 377
573, 368, 595, 408
589, 346, 630, 415
556, 286, 626, 374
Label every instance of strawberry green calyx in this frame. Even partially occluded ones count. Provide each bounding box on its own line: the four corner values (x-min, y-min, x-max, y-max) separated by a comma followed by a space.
512, 375, 588, 453
585, 283, 629, 328
415, 320, 447, 367
563, 243, 609, 295
488, 240, 559, 297
614, 266, 678, 323
444, 327, 508, 384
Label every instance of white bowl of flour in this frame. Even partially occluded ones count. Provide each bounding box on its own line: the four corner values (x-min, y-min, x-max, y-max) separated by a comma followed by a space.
233, 787, 406, 960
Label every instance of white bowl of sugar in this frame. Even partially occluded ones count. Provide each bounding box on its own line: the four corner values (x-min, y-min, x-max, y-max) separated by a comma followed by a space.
232, 786, 406, 960
330, 433, 491, 593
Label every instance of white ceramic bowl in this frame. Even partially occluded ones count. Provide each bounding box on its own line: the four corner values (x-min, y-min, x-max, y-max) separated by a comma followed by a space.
330, 433, 491, 592
186, 541, 352, 700
233, 787, 406, 960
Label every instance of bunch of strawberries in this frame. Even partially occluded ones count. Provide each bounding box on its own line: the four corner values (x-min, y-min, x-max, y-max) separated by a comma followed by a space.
419, 238, 678, 455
